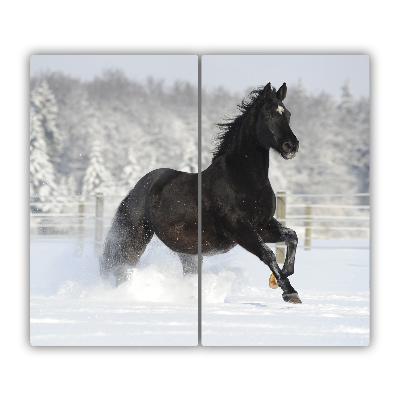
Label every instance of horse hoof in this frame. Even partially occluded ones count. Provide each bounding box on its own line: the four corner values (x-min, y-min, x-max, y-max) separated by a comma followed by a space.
269, 273, 278, 289
282, 292, 302, 304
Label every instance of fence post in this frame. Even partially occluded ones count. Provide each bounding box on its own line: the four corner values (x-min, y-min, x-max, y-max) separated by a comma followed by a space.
276, 191, 286, 264
75, 199, 85, 256
305, 203, 312, 250
95, 193, 104, 254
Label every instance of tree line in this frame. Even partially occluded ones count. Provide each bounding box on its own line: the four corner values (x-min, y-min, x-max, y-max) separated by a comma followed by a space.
30, 71, 369, 213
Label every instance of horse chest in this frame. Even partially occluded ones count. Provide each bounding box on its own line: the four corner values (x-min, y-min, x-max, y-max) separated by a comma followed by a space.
228, 171, 275, 219
237, 190, 276, 224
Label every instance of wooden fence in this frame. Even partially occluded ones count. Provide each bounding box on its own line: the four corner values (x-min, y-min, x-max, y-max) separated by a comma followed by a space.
30, 192, 370, 256
274, 192, 370, 261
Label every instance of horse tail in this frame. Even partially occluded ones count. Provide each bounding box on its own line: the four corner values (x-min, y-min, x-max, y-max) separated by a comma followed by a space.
100, 169, 168, 282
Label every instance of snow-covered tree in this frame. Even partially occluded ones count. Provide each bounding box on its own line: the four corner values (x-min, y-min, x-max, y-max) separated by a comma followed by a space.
179, 139, 198, 173
119, 148, 143, 192
292, 79, 307, 99
30, 81, 62, 169
339, 79, 354, 111
29, 71, 369, 204
58, 174, 77, 197
81, 139, 115, 196
30, 106, 57, 203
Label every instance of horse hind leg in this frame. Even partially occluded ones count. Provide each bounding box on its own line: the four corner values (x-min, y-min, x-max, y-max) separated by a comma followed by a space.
178, 253, 198, 276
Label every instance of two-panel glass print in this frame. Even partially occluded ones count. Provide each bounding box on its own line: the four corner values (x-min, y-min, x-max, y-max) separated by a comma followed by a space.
30, 55, 370, 346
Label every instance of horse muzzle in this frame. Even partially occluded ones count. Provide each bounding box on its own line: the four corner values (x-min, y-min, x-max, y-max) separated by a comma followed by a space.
281, 141, 299, 159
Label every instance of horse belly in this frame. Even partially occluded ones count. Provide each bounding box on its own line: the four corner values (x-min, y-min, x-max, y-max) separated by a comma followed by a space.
150, 198, 199, 254
155, 220, 198, 254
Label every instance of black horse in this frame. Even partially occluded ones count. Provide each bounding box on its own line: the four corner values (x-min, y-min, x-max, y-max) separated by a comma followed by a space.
100, 82, 301, 303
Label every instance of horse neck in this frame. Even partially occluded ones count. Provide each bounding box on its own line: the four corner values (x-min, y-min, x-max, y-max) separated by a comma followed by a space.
226, 111, 270, 180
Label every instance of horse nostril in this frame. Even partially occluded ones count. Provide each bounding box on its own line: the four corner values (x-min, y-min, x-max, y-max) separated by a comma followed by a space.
282, 142, 292, 153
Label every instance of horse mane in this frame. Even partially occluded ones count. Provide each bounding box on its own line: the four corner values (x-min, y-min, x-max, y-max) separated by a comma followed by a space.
212, 85, 277, 160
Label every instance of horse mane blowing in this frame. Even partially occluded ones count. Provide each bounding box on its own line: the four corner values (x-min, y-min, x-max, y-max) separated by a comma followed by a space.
212, 86, 279, 160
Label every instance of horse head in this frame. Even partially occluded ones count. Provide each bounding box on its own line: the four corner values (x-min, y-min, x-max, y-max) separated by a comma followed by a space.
255, 83, 299, 159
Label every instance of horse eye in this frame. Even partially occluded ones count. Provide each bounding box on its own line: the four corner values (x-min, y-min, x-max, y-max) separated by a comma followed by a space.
265, 114, 270, 120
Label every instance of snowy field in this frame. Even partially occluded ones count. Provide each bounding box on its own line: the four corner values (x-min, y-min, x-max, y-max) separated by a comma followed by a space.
202, 240, 369, 346
30, 237, 198, 346
30, 237, 369, 346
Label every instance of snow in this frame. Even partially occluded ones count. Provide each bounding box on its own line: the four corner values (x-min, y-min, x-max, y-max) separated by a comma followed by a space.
31, 236, 368, 346
30, 237, 198, 346
202, 240, 369, 346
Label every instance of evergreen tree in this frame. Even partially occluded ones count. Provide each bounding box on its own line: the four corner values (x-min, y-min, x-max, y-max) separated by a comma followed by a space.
120, 148, 143, 192
81, 139, 115, 196
30, 81, 62, 169
30, 106, 57, 210
29, 72, 369, 202
292, 79, 307, 99
57, 86, 92, 181
179, 139, 198, 173
58, 174, 77, 198
339, 79, 354, 111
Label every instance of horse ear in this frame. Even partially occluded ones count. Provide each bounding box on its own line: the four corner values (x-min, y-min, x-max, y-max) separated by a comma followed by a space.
262, 83, 272, 98
276, 83, 287, 101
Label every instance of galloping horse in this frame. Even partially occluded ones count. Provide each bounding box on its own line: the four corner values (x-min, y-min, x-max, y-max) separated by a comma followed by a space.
100, 82, 301, 303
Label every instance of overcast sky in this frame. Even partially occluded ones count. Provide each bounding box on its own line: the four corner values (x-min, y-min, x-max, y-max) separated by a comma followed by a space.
30, 55, 198, 87
202, 55, 369, 99
31, 54, 369, 99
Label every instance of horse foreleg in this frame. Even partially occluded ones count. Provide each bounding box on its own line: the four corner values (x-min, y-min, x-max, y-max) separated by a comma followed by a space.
221, 217, 301, 303
259, 217, 298, 278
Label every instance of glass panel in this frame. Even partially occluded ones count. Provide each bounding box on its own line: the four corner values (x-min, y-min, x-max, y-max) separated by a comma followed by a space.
201, 55, 369, 346
30, 55, 198, 346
